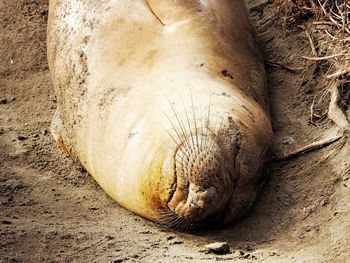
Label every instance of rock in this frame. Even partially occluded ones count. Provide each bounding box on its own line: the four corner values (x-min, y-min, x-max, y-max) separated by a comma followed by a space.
170, 240, 183, 245
17, 135, 28, 141
243, 245, 253, 251
204, 242, 230, 255
1, 179, 25, 192
105, 235, 114, 240
1, 220, 12, 225
0, 98, 8, 104
0, 97, 15, 104
138, 230, 151, 234
231, 250, 245, 258
282, 136, 295, 145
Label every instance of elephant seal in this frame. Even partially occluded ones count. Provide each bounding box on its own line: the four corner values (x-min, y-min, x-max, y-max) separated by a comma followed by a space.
47, 0, 272, 229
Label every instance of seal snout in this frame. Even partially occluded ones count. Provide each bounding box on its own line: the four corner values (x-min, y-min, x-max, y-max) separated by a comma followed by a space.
166, 135, 233, 226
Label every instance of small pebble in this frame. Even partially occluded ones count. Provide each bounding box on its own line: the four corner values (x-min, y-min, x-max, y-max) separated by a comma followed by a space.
204, 242, 230, 255
1, 220, 12, 225
105, 235, 114, 240
282, 136, 295, 145
17, 135, 27, 141
243, 245, 253, 251
170, 240, 183, 245
139, 230, 151, 234
0, 97, 15, 104
0, 98, 8, 104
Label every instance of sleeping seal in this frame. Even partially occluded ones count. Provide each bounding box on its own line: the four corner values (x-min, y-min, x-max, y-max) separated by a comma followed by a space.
47, 0, 272, 229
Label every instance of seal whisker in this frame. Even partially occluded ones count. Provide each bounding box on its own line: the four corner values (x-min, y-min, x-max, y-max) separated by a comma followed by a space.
161, 214, 178, 224
176, 217, 186, 231
200, 106, 204, 152
166, 97, 193, 154
177, 91, 196, 153
156, 208, 176, 218
168, 215, 179, 227
159, 210, 191, 231
174, 217, 183, 231
161, 215, 179, 224
166, 211, 183, 227
161, 109, 183, 143
190, 89, 200, 155
161, 108, 191, 159
164, 139, 191, 162
167, 98, 190, 146
163, 130, 179, 147
182, 218, 189, 232
163, 128, 190, 159
185, 219, 192, 232
157, 210, 180, 227
176, 164, 190, 177
214, 114, 230, 152
177, 152, 191, 164
217, 114, 226, 137
209, 115, 225, 154
162, 213, 179, 228
157, 209, 191, 231
179, 217, 190, 232
186, 218, 193, 232
204, 92, 212, 150
173, 217, 185, 231
175, 152, 188, 164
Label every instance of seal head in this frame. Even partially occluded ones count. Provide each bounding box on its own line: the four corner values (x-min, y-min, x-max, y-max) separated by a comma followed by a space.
154, 113, 249, 230
169, 136, 233, 221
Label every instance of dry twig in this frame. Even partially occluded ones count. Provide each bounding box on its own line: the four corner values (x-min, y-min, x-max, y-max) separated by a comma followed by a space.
300, 25, 318, 57
277, 133, 343, 161
302, 51, 346, 61
328, 81, 350, 129
265, 61, 304, 72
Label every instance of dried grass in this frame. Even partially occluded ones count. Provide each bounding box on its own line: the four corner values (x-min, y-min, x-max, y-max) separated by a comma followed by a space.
271, 0, 350, 159
276, 0, 318, 23
276, 0, 350, 129
278, 0, 350, 77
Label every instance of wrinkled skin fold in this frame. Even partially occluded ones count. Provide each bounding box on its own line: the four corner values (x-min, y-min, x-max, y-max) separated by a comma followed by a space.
47, 0, 273, 229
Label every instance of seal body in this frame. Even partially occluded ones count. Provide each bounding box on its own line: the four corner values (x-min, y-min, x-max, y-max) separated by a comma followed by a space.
48, 0, 272, 229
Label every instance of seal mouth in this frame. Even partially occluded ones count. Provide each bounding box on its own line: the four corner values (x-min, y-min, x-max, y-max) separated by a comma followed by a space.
164, 134, 234, 229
